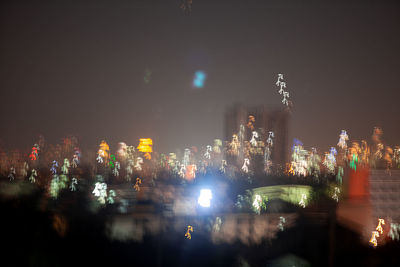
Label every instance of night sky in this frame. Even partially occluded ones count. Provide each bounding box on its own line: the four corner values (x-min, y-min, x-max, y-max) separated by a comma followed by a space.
1, 0, 400, 153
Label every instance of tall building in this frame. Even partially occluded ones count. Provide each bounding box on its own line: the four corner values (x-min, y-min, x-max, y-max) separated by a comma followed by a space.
338, 168, 400, 245
224, 103, 290, 172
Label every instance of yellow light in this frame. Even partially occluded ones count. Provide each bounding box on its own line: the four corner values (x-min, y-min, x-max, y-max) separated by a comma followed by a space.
376, 218, 385, 235
185, 225, 193, 239
369, 231, 379, 247
98, 140, 110, 159
137, 138, 153, 153
134, 177, 142, 192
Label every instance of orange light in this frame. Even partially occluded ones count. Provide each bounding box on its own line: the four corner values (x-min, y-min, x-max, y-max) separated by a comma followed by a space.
134, 177, 142, 191
98, 140, 110, 159
137, 138, 153, 153
185, 164, 197, 180
185, 225, 193, 239
376, 219, 385, 235
369, 231, 379, 247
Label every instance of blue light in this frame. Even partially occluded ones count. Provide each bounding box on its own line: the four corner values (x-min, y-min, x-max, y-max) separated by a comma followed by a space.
292, 138, 303, 151
193, 71, 206, 88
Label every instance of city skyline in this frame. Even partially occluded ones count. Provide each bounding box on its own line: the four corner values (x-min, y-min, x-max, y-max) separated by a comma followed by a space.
1, 0, 400, 153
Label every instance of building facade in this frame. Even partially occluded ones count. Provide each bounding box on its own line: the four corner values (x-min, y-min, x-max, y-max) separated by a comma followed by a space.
224, 103, 290, 173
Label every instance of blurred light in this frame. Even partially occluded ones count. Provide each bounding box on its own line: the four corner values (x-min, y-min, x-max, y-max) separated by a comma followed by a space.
137, 138, 152, 151
376, 218, 385, 235
193, 71, 206, 88
369, 231, 379, 247
198, 189, 212, 207
252, 194, 262, 211
134, 178, 142, 191
137, 138, 153, 159
185, 225, 193, 239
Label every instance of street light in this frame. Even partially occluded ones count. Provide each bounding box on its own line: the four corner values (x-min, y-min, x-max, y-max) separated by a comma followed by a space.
198, 189, 212, 208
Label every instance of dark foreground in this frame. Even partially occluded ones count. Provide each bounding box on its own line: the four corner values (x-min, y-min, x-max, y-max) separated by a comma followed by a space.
0, 184, 399, 267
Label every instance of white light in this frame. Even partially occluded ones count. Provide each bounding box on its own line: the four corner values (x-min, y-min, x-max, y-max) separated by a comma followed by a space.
198, 189, 212, 208
253, 194, 262, 210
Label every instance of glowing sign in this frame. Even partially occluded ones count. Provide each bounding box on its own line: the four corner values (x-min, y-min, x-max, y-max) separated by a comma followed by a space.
198, 189, 212, 207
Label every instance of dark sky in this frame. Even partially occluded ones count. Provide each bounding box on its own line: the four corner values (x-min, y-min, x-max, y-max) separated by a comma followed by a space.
1, 0, 400, 153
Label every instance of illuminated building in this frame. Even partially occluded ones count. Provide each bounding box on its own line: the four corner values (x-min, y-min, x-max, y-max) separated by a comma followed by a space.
338, 169, 400, 244
224, 103, 289, 173
369, 170, 400, 223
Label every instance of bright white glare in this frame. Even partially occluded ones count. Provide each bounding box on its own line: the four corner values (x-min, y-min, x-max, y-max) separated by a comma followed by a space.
198, 189, 212, 208
252, 194, 262, 210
